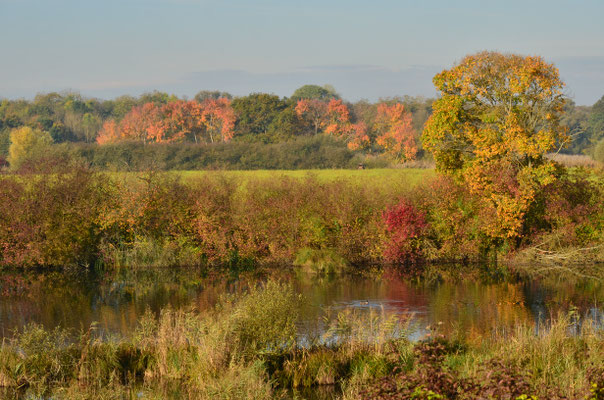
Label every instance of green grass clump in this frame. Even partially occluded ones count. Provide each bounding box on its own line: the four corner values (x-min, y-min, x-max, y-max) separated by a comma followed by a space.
101, 237, 205, 268
294, 247, 349, 275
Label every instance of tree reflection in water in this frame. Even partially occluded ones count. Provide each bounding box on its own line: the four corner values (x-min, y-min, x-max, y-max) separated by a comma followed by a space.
0, 267, 601, 339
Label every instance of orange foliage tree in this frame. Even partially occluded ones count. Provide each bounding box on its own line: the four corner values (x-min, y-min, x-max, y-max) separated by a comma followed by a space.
156, 100, 200, 143
296, 99, 369, 150
96, 98, 235, 145
422, 51, 569, 239
119, 103, 162, 144
96, 120, 120, 145
200, 98, 236, 143
374, 103, 417, 162
294, 99, 329, 135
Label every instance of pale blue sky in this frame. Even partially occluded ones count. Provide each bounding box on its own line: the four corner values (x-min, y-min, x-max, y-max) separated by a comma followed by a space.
1, 0, 603, 104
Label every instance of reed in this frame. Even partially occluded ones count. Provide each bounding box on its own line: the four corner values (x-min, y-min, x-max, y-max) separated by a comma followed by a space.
1, 280, 601, 399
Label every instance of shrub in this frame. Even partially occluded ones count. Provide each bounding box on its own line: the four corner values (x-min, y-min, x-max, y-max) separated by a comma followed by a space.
382, 198, 428, 266
224, 281, 302, 356
67, 135, 369, 171
0, 167, 111, 267
415, 176, 498, 261
539, 169, 603, 245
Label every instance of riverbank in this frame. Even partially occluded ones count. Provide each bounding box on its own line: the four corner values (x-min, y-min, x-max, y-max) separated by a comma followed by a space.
0, 168, 429, 269
1, 167, 602, 272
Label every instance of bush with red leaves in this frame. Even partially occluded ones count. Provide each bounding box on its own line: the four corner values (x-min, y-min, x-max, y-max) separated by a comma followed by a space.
382, 199, 428, 266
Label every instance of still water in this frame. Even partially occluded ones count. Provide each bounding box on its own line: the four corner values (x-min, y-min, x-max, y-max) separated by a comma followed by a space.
0, 267, 602, 339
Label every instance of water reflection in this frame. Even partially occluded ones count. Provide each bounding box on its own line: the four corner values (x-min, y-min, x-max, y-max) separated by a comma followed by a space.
0, 267, 602, 339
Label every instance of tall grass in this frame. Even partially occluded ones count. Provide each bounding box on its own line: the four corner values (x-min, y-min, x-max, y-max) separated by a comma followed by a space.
547, 153, 603, 168
0, 279, 601, 399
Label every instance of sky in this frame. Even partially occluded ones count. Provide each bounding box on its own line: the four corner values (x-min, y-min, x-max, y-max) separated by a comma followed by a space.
1, 0, 603, 105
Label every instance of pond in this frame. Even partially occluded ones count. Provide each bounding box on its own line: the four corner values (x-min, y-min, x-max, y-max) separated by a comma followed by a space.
0, 267, 602, 340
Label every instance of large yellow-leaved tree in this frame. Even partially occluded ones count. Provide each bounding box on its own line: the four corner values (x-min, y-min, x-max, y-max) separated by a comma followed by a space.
423, 51, 569, 239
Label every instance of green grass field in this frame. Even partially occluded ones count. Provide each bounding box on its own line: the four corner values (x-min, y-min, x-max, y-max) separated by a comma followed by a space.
171, 168, 436, 187
106, 168, 436, 191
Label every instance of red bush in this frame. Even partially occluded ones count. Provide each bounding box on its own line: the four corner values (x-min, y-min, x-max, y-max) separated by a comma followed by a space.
382, 198, 428, 265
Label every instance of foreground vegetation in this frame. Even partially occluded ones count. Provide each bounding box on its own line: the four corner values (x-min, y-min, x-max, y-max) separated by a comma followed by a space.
0, 280, 602, 399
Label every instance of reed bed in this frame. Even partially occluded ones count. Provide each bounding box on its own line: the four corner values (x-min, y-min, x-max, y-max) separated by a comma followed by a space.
0, 280, 602, 399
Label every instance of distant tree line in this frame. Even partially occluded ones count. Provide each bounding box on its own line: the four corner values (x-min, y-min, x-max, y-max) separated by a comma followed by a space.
0, 85, 431, 169
1, 84, 603, 170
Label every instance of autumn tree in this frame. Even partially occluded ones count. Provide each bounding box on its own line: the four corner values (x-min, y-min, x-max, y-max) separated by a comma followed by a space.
97, 120, 120, 145
323, 99, 369, 150
200, 98, 236, 143
374, 103, 417, 162
8, 126, 53, 170
296, 99, 369, 150
96, 98, 235, 145
119, 103, 162, 144
423, 51, 569, 239
295, 99, 329, 135
153, 100, 201, 143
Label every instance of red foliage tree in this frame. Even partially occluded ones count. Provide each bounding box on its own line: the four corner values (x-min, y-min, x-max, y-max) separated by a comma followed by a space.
120, 103, 162, 144
324, 99, 370, 150
96, 120, 120, 145
155, 100, 199, 143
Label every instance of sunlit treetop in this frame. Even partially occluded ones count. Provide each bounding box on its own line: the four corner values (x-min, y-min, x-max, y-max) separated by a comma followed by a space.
424, 51, 569, 174
290, 85, 340, 102
96, 98, 235, 145
423, 51, 570, 239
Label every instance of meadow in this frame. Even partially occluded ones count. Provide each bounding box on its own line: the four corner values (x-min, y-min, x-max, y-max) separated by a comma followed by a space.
173, 168, 435, 186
